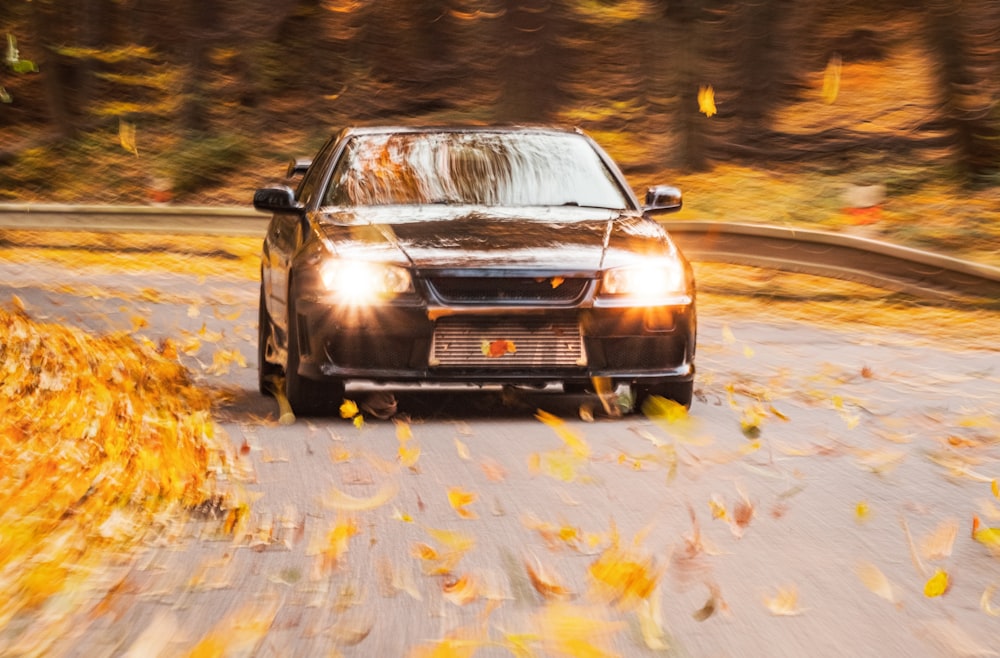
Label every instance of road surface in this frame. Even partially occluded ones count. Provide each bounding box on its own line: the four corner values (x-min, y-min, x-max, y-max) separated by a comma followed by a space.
2, 258, 999, 658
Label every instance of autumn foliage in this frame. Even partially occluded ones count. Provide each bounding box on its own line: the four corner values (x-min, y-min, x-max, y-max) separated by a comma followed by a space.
0, 304, 231, 626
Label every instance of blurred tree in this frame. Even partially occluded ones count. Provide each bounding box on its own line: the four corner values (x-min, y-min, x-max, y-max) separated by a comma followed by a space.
923, 0, 1000, 184
494, 0, 571, 123
651, 0, 712, 171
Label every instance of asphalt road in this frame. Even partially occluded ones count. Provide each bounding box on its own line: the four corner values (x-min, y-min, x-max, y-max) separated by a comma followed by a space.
3, 260, 999, 657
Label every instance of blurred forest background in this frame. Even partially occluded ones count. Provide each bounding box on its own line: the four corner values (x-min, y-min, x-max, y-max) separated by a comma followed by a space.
1, 0, 1000, 261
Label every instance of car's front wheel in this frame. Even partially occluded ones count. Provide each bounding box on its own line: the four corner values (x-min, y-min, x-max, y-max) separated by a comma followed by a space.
286, 298, 345, 416
632, 380, 694, 413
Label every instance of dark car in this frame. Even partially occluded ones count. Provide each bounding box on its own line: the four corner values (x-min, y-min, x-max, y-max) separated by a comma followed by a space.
253, 126, 696, 415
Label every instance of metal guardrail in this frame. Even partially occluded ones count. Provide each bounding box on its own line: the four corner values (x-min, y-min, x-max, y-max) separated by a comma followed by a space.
2, 204, 998, 302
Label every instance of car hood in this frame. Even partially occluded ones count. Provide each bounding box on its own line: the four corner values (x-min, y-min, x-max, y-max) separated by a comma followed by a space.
314, 206, 681, 273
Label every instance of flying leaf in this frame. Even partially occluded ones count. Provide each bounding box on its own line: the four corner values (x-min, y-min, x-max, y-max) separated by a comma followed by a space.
923, 570, 949, 598
536, 602, 625, 658
340, 399, 359, 419
992, 479, 999, 499
698, 85, 717, 117
855, 501, 871, 523
118, 118, 139, 156
763, 585, 804, 616
447, 487, 478, 519
822, 54, 842, 104
855, 561, 898, 605
637, 595, 669, 650
454, 438, 471, 461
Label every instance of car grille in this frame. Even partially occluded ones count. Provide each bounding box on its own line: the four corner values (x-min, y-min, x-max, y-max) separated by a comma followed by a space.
426, 276, 590, 305
430, 316, 586, 368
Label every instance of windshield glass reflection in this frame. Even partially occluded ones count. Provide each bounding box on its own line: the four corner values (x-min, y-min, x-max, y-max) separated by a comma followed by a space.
323, 131, 629, 209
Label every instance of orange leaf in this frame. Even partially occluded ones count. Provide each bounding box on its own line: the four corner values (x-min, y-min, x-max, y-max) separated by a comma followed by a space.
525, 555, 574, 601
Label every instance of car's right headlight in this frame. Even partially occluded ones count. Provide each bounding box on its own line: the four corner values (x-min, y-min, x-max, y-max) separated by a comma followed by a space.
600, 261, 686, 300
319, 259, 413, 304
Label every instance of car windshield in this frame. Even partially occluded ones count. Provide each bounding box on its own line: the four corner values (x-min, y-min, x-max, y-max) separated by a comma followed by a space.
322, 131, 630, 209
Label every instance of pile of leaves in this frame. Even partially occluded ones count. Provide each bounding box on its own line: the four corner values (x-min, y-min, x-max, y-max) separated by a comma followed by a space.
0, 302, 233, 629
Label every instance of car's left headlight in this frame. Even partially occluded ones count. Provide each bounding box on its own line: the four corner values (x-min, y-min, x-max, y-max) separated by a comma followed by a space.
600, 261, 686, 300
319, 259, 413, 303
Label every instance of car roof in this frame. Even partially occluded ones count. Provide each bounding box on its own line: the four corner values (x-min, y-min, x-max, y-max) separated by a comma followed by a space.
338, 125, 585, 139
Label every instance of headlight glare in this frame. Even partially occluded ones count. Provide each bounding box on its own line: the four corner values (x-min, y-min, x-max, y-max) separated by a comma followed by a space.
601, 262, 685, 299
319, 260, 412, 302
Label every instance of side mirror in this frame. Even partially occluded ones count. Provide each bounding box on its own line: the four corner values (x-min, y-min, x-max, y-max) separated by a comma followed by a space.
253, 185, 302, 213
643, 185, 682, 215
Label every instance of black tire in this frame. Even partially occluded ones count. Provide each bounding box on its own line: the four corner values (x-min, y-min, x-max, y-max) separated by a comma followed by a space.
258, 284, 283, 396
632, 380, 694, 414
285, 297, 344, 416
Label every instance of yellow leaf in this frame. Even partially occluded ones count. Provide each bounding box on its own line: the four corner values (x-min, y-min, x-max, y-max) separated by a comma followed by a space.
709, 495, 728, 521
923, 569, 949, 598
822, 54, 842, 104
11, 294, 26, 313
638, 595, 669, 650
992, 479, 999, 499
447, 487, 478, 519
698, 84, 717, 117
763, 585, 803, 616
454, 438, 470, 461
340, 399, 359, 419
536, 602, 625, 658
399, 442, 421, 469
535, 409, 591, 458
395, 420, 413, 441
353, 415, 364, 429
118, 118, 139, 156
855, 501, 871, 523
972, 516, 1000, 555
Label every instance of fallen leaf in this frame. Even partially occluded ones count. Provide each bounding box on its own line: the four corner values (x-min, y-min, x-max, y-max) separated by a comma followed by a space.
855, 561, 898, 605
323, 480, 398, 511
981, 586, 1000, 617
763, 585, 804, 616
454, 438, 470, 461
442, 574, 480, 606
924, 570, 949, 598
525, 555, 574, 601
920, 519, 958, 561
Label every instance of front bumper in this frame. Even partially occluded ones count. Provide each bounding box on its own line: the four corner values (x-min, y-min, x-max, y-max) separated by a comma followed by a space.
290, 295, 696, 386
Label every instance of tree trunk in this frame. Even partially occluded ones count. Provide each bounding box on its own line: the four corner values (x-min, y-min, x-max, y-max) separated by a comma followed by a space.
31, 0, 77, 138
